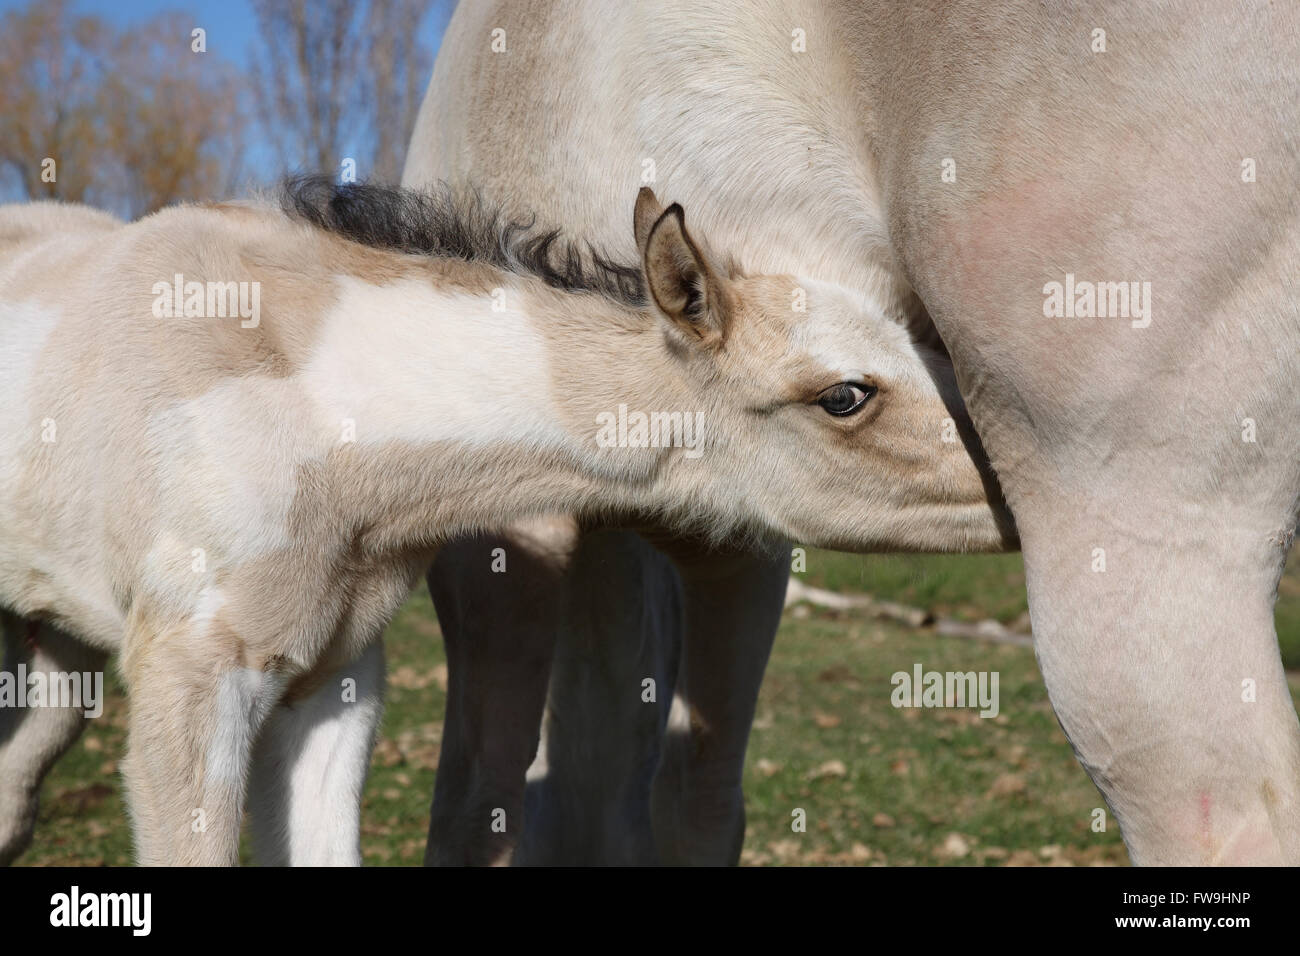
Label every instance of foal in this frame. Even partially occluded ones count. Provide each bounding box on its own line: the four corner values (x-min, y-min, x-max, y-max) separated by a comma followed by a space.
0, 180, 1004, 864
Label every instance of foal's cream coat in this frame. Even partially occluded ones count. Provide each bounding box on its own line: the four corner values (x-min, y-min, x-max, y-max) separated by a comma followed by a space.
0, 190, 1004, 863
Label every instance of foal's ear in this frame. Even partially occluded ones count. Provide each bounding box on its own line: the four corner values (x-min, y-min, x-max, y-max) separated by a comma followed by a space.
633, 186, 666, 253
635, 190, 731, 347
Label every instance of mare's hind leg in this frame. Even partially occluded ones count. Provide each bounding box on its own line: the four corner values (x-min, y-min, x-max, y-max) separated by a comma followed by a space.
424, 517, 576, 866
514, 529, 683, 865
425, 522, 683, 866
649, 543, 789, 866
246, 641, 385, 866
0, 613, 109, 865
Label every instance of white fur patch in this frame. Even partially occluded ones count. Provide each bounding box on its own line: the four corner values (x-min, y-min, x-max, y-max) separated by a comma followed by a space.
142, 376, 314, 565
190, 586, 226, 634
0, 299, 60, 492
205, 667, 286, 787
247, 643, 385, 865
297, 277, 571, 450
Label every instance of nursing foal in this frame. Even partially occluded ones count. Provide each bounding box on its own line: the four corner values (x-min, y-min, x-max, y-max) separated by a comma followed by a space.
0, 180, 1003, 864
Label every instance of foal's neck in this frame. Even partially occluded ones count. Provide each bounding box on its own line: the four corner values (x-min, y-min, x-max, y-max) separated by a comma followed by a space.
293, 268, 698, 552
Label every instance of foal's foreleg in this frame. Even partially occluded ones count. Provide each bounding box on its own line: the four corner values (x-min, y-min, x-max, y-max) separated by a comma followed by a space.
247, 642, 385, 866
121, 621, 287, 866
0, 615, 108, 865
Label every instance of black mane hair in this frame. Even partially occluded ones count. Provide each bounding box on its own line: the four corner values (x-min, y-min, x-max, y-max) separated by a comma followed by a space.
281, 174, 646, 307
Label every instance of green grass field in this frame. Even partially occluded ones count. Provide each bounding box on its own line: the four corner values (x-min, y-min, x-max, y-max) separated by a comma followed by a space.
17, 551, 1300, 866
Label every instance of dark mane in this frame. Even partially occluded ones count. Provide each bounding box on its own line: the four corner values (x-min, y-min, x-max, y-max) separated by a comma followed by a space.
281, 175, 646, 307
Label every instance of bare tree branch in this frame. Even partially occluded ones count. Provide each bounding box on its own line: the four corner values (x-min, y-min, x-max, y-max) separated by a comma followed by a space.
249, 0, 437, 182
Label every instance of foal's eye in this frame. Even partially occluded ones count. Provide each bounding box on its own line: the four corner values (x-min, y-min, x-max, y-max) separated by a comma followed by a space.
817, 382, 876, 416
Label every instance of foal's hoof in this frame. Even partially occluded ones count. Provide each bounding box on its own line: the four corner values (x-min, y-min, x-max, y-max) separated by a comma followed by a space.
0, 788, 40, 866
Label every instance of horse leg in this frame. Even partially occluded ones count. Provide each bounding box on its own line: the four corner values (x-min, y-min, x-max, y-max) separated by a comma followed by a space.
1013, 486, 1299, 863
121, 616, 288, 866
423, 517, 574, 865
426, 523, 777, 866
890, 106, 1300, 861
246, 641, 385, 866
514, 529, 683, 865
916, 271, 1300, 864
649, 544, 788, 865
0, 613, 109, 865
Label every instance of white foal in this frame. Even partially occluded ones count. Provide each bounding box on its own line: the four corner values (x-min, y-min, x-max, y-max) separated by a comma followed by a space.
0, 180, 1004, 864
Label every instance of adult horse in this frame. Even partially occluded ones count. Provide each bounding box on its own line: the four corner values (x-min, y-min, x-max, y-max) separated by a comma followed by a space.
405, 3, 1015, 866
409, 0, 1300, 866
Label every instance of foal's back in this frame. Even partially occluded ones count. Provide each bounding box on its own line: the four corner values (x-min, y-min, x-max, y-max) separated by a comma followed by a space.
0, 201, 122, 297
0, 200, 423, 646
0, 201, 122, 245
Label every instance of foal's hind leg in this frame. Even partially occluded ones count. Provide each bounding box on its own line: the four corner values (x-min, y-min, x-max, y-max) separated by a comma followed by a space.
0, 613, 108, 865
246, 641, 385, 866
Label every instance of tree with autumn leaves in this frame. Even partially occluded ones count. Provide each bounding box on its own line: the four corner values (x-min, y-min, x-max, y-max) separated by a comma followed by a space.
0, 0, 441, 218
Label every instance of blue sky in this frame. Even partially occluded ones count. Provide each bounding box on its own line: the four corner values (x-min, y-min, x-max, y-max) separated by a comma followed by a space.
12, 0, 455, 69
0, 0, 453, 197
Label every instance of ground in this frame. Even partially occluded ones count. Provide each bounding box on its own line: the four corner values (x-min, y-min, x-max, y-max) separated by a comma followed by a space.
16, 551, 1300, 866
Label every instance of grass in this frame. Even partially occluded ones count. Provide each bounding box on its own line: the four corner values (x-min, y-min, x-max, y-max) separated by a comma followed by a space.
16, 552, 1300, 866
801, 549, 1300, 669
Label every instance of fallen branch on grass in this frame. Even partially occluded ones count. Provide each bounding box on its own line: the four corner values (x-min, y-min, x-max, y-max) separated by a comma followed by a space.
784, 577, 1034, 648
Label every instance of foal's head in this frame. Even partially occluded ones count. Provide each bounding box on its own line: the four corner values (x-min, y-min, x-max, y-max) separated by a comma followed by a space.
630, 188, 1014, 553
